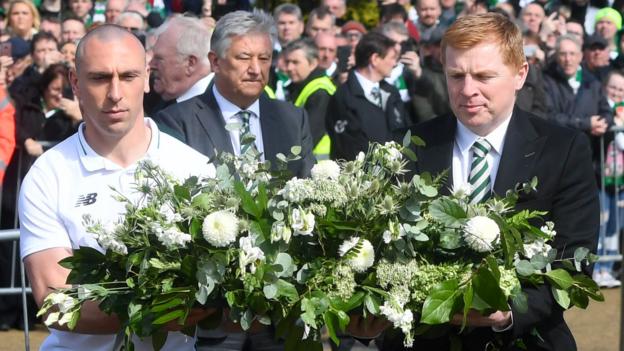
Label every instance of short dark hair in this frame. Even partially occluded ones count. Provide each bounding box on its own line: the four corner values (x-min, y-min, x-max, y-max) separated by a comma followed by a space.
31, 31, 59, 54
380, 4, 408, 23
38, 63, 69, 96
283, 37, 319, 62
354, 31, 397, 69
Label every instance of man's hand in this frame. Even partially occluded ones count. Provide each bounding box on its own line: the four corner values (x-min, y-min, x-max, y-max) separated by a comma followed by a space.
346, 314, 391, 339
400, 51, 422, 79
450, 309, 512, 330
162, 307, 218, 332
24, 138, 44, 157
590, 115, 608, 136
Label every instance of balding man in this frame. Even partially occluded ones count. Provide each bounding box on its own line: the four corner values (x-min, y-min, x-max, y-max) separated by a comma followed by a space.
149, 16, 212, 112
19, 25, 214, 351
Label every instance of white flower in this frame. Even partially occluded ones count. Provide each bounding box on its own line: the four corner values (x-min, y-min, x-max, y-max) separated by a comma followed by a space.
339, 237, 375, 273
452, 183, 472, 199
239, 236, 265, 274
540, 221, 557, 239
157, 227, 192, 249
311, 160, 341, 180
523, 239, 552, 259
271, 221, 292, 243
160, 203, 182, 223
383, 143, 403, 164
291, 208, 315, 236
49, 292, 77, 314
93, 221, 127, 255
379, 300, 413, 343
202, 210, 239, 247
383, 230, 393, 244
356, 152, 365, 164
463, 216, 500, 252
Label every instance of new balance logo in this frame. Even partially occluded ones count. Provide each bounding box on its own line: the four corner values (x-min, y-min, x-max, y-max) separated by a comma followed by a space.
75, 193, 98, 207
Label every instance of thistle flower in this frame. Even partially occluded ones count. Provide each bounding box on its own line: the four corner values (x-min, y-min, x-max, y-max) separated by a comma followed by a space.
339, 237, 375, 273
202, 210, 239, 247
463, 216, 500, 252
311, 160, 341, 180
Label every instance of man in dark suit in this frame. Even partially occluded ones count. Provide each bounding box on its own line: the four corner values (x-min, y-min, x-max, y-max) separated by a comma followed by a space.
155, 10, 314, 179
382, 13, 599, 351
154, 10, 313, 350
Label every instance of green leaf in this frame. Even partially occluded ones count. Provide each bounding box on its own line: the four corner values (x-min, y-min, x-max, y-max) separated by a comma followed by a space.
551, 287, 571, 309
240, 309, 254, 330
461, 284, 473, 330
151, 331, 167, 351
151, 298, 184, 313
544, 269, 574, 289
411, 135, 426, 147
515, 260, 536, 276
472, 267, 508, 311
332, 291, 365, 312
429, 198, 466, 228
173, 185, 191, 201
291, 145, 302, 155
276, 279, 299, 303
364, 293, 381, 315
421, 279, 460, 324
402, 147, 417, 162
263, 283, 278, 299
191, 193, 213, 211
234, 181, 261, 218
323, 310, 341, 345
574, 247, 590, 263
402, 130, 412, 148
510, 287, 528, 314
530, 254, 548, 271
153, 309, 185, 325
274, 253, 296, 278
439, 230, 462, 250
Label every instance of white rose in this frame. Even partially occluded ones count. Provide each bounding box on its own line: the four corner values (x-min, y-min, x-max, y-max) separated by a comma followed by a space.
311, 160, 341, 180
202, 210, 240, 247
463, 216, 500, 252
291, 208, 315, 236
338, 237, 375, 273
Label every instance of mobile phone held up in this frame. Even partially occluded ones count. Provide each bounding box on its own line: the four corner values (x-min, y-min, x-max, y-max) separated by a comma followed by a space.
0, 41, 12, 58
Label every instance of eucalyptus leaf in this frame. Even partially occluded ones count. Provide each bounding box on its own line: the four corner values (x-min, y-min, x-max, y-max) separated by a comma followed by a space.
274, 253, 296, 278
290, 146, 302, 156
551, 287, 571, 309
515, 260, 536, 276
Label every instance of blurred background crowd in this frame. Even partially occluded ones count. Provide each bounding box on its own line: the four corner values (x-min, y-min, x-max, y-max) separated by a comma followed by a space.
0, 0, 623, 337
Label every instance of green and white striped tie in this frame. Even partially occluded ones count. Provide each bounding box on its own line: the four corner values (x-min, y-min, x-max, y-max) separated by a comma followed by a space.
468, 139, 492, 204
237, 110, 257, 155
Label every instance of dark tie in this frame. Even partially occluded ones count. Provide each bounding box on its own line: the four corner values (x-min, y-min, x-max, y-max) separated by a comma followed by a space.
370, 86, 382, 108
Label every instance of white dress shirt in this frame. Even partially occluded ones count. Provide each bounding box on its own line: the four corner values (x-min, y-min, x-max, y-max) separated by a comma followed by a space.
452, 114, 512, 193
177, 73, 214, 103
354, 70, 382, 107
212, 84, 265, 159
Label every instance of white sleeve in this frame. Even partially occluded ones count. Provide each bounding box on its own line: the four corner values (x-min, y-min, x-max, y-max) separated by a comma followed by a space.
19, 164, 71, 259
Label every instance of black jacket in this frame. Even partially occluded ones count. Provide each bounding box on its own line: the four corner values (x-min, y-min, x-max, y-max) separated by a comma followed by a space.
326, 70, 412, 160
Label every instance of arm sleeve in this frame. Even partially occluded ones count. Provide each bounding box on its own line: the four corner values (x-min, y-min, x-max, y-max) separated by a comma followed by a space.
326, 94, 370, 161
153, 107, 187, 142
297, 108, 315, 178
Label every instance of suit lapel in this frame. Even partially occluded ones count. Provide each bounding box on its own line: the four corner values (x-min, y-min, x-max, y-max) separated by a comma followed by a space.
417, 115, 455, 195
493, 109, 545, 196
259, 94, 280, 162
195, 87, 235, 155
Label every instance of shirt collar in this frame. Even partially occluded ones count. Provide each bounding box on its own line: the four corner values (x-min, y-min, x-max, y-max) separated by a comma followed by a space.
455, 112, 512, 156
212, 84, 260, 122
177, 73, 214, 103
354, 70, 379, 95
326, 61, 337, 77
77, 117, 161, 172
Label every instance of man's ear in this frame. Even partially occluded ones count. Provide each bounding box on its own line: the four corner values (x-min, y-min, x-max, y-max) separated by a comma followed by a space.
208, 52, 219, 73
186, 55, 198, 75
144, 66, 150, 93
514, 61, 529, 91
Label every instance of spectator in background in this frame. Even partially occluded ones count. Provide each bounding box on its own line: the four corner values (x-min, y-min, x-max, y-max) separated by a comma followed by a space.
283, 38, 335, 159
340, 20, 366, 52
595, 69, 624, 288
440, 0, 457, 26
326, 31, 411, 160
595, 7, 622, 59
0, 84, 14, 186
314, 31, 338, 77
149, 16, 212, 112
322, 0, 347, 27
306, 6, 336, 38
61, 17, 86, 43
60, 41, 77, 69
379, 3, 420, 42
105, 0, 128, 24
543, 33, 612, 166
566, 19, 585, 45
273, 3, 304, 52
2, 0, 39, 42
520, 2, 545, 34
115, 11, 145, 32
415, 0, 443, 43
583, 33, 611, 83
516, 30, 548, 118
68, 0, 94, 25
39, 14, 61, 42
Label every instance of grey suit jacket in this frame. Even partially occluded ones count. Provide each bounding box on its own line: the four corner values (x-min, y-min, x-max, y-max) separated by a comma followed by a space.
153, 86, 315, 178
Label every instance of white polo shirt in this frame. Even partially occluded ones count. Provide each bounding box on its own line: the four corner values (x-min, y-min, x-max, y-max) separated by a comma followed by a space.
19, 117, 215, 351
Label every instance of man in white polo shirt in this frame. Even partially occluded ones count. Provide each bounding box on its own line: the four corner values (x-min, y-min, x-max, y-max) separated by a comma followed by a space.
18, 25, 215, 350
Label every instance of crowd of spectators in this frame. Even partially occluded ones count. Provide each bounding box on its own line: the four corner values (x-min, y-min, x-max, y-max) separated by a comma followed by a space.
0, 0, 623, 336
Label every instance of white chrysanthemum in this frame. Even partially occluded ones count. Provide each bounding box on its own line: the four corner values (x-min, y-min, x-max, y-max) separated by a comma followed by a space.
202, 210, 239, 247
291, 208, 315, 236
339, 237, 375, 273
311, 160, 341, 180
239, 236, 265, 274
463, 216, 500, 252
